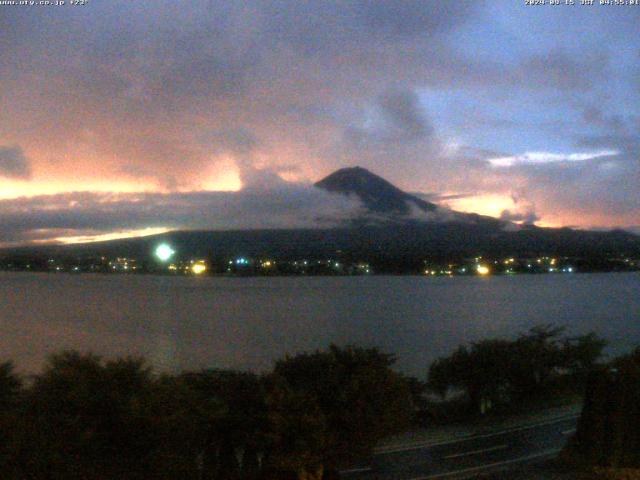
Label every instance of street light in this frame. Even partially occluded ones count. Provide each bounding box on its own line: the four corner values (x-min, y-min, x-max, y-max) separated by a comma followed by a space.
155, 243, 175, 262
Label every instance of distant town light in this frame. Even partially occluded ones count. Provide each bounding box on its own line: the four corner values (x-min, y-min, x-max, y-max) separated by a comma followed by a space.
477, 265, 490, 276
155, 244, 175, 262
191, 262, 207, 275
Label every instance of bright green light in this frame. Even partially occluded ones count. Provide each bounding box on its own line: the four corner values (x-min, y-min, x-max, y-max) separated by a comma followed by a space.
155, 244, 175, 262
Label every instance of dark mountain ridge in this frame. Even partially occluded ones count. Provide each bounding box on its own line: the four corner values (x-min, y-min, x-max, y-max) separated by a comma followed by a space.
2, 167, 639, 271
314, 166, 501, 227
315, 166, 438, 215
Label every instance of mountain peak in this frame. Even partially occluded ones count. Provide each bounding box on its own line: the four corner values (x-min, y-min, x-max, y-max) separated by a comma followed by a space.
315, 166, 437, 215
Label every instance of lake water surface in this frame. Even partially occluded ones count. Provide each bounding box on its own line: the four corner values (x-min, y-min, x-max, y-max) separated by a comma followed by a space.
1, 272, 639, 377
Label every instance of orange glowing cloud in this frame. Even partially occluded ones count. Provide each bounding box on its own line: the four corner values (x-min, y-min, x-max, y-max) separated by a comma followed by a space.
33, 227, 172, 245
442, 194, 516, 220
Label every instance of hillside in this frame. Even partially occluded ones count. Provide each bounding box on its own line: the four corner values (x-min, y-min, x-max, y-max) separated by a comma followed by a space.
2, 167, 640, 271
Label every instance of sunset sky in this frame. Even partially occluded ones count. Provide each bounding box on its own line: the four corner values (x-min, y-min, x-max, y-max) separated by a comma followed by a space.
1, 1, 639, 245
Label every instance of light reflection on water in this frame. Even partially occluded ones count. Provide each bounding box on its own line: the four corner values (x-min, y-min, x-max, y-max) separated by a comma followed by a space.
1, 272, 639, 377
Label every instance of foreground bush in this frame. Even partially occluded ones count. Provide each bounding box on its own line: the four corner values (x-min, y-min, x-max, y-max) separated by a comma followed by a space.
568, 348, 640, 470
0, 345, 415, 480
269, 345, 415, 477
427, 325, 606, 415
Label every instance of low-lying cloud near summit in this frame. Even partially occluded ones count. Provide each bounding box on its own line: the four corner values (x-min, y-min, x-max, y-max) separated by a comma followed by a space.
0, 166, 472, 246
0, 175, 366, 245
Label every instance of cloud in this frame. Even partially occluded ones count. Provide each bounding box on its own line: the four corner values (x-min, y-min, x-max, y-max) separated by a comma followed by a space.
514, 51, 609, 91
259, 0, 481, 55
417, 192, 478, 202
0, 0, 485, 191
377, 88, 434, 141
578, 135, 639, 155
488, 150, 619, 168
499, 209, 539, 224
478, 140, 639, 227
0, 146, 31, 179
496, 191, 539, 225
0, 176, 366, 244
0, 0, 638, 235
204, 128, 260, 157
345, 87, 435, 145
581, 107, 626, 132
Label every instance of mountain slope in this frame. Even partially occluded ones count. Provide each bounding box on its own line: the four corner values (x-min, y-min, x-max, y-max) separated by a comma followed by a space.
315, 166, 437, 215
314, 166, 499, 227
9, 224, 639, 274
3, 167, 640, 270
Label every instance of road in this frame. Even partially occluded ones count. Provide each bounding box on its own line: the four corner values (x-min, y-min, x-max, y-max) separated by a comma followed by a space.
341, 414, 579, 479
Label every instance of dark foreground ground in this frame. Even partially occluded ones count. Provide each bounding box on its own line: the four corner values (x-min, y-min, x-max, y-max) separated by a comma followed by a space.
472, 459, 640, 480
472, 459, 579, 479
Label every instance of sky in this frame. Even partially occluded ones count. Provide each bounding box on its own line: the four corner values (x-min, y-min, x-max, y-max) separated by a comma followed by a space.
1, 0, 639, 245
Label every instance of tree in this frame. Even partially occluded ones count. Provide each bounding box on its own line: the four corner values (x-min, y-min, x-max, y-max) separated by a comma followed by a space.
144, 373, 226, 480
264, 376, 329, 480
428, 341, 514, 414
9, 352, 160, 479
0, 361, 21, 408
180, 369, 268, 479
508, 324, 566, 400
10, 352, 207, 479
562, 332, 607, 381
271, 345, 414, 475
0, 362, 21, 471
427, 325, 606, 415
5, 351, 234, 480
571, 348, 640, 468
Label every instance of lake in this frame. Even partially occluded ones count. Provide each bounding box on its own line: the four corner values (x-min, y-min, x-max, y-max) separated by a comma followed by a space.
1, 272, 639, 377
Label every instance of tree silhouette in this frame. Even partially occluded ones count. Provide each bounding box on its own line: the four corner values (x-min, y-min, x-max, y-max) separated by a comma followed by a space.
428, 325, 606, 414
272, 345, 414, 475
0, 362, 21, 472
